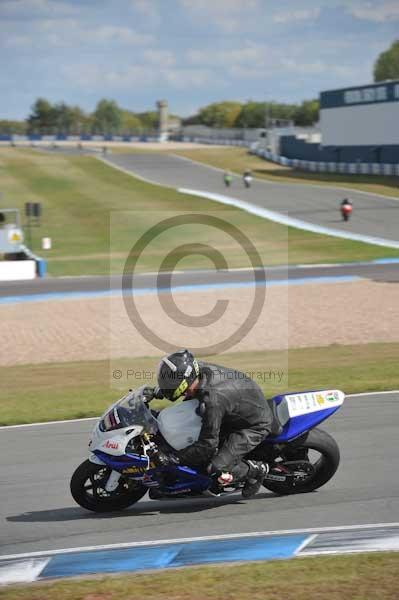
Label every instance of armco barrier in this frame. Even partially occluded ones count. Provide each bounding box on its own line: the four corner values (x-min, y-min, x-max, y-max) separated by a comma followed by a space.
250, 147, 399, 176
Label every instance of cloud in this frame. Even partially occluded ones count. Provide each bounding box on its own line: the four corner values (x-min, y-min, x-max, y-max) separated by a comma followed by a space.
163, 68, 214, 89
349, 1, 399, 22
187, 44, 266, 67
0, 0, 78, 19
85, 26, 154, 46
179, 0, 261, 32
180, 0, 259, 12
2, 33, 33, 48
1, 21, 154, 49
143, 49, 176, 67
187, 39, 364, 84
63, 63, 214, 92
132, 0, 161, 26
272, 8, 320, 24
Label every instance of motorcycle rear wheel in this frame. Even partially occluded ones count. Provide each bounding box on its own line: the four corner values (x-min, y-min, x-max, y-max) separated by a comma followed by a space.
70, 459, 147, 512
262, 427, 340, 495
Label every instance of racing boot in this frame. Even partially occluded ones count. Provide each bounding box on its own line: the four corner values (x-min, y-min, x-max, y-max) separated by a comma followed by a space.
242, 460, 268, 499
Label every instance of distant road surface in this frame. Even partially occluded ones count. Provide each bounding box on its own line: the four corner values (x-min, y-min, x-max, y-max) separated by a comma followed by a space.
104, 152, 399, 243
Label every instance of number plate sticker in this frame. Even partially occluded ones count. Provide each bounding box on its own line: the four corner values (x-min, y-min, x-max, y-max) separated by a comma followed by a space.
284, 390, 344, 418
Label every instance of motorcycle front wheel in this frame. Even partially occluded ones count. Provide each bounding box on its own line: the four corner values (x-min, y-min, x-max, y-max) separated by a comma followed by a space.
262, 427, 340, 495
70, 459, 147, 512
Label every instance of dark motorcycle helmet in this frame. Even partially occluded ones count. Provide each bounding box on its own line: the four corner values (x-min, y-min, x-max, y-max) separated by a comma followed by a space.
157, 349, 200, 401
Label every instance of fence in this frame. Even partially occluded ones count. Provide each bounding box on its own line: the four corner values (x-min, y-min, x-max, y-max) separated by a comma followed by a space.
185, 138, 399, 175
251, 147, 399, 176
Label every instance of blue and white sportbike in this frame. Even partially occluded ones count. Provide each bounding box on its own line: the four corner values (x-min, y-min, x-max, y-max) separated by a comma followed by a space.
70, 386, 344, 512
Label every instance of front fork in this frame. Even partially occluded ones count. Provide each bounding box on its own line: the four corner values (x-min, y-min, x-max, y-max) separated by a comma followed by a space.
89, 454, 122, 492
90, 433, 156, 493
105, 469, 122, 492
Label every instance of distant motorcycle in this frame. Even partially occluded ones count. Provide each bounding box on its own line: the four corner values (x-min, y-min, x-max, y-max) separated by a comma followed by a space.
243, 171, 252, 188
70, 385, 344, 512
224, 172, 232, 188
341, 199, 353, 222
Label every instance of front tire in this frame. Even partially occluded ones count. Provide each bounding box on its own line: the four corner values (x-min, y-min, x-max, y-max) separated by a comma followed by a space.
263, 427, 340, 495
70, 460, 147, 512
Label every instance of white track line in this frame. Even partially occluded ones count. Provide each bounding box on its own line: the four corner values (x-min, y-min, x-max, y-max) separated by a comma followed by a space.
0, 417, 97, 430
346, 390, 399, 398
0, 558, 50, 585
98, 155, 399, 248
179, 188, 399, 249
293, 534, 318, 556
1, 391, 397, 430
2, 523, 399, 561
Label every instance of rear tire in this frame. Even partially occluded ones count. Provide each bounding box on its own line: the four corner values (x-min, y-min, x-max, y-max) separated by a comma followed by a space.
70, 460, 147, 512
263, 427, 340, 495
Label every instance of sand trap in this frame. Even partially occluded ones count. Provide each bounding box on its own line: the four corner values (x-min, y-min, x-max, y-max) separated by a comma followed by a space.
1, 279, 398, 366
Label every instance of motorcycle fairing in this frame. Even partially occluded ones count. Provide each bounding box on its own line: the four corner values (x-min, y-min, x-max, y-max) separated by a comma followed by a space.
93, 449, 210, 492
265, 389, 345, 443
90, 425, 144, 456
157, 399, 202, 450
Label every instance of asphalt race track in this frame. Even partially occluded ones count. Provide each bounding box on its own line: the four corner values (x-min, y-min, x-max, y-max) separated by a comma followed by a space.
104, 152, 399, 243
1, 261, 399, 299
1, 149, 398, 560
1, 392, 398, 557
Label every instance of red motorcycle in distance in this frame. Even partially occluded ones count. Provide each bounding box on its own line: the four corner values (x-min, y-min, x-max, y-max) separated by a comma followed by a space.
340, 199, 353, 222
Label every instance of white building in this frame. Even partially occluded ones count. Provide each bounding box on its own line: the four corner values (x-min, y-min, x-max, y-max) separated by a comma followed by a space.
320, 79, 399, 147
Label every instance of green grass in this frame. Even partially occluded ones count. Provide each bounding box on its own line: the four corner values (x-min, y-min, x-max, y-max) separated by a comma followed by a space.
1, 148, 399, 276
1, 343, 398, 426
172, 146, 399, 199
1, 552, 398, 600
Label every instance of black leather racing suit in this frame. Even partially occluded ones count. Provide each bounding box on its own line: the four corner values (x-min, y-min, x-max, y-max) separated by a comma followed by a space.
177, 362, 273, 481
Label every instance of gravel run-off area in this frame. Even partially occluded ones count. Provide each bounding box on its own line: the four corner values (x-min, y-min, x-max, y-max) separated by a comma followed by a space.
1, 279, 398, 366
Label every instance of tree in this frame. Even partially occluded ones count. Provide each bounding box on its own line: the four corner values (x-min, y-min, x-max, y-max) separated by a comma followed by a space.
0, 120, 27, 135
27, 98, 57, 134
198, 101, 242, 128
92, 99, 122, 135
136, 111, 158, 130
293, 99, 319, 126
374, 40, 399, 81
120, 110, 142, 134
54, 103, 87, 135
235, 101, 296, 128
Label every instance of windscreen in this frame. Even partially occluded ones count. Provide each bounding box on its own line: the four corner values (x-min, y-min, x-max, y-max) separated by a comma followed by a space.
99, 387, 158, 434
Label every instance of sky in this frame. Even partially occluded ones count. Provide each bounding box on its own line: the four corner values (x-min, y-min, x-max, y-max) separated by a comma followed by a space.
0, 0, 398, 120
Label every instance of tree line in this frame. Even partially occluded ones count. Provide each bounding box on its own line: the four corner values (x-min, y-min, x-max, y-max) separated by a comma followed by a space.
184, 98, 319, 128
0, 97, 319, 135
0, 98, 160, 136
25, 98, 159, 136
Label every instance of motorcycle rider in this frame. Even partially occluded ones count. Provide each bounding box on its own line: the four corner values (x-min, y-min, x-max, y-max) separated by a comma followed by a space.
153, 349, 273, 498
341, 198, 352, 207
243, 170, 252, 188
340, 197, 353, 221
224, 171, 233, 187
